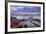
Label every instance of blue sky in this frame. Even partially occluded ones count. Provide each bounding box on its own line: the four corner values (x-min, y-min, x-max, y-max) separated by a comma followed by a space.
10, 5, 41, 16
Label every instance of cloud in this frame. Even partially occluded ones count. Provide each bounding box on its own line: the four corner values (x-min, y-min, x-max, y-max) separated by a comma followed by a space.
11, 6, 24, 11
16, 12, 40, 15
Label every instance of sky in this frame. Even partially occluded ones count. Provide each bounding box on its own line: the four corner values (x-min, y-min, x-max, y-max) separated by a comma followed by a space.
10, 5, 41, 16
